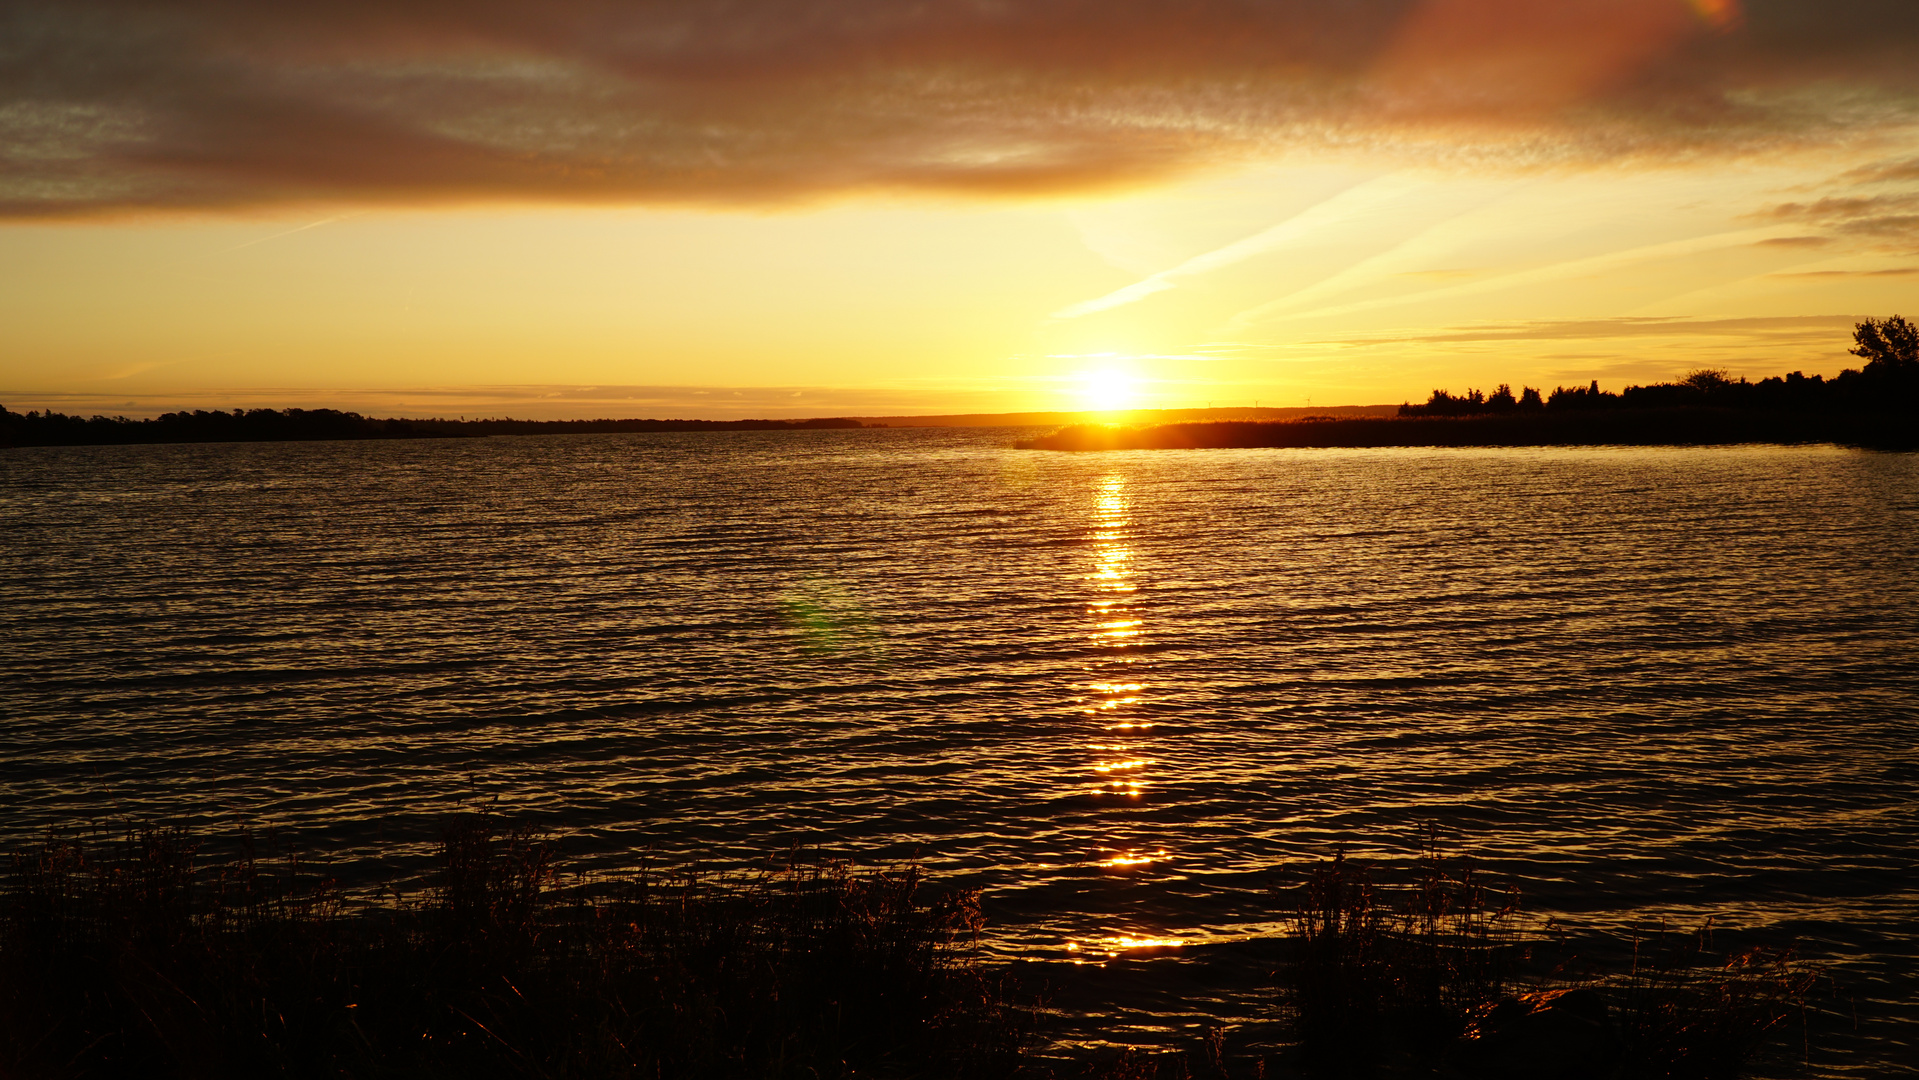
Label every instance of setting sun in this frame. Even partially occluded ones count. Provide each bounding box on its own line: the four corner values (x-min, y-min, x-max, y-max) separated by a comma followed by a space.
1075, 368, 1141, 412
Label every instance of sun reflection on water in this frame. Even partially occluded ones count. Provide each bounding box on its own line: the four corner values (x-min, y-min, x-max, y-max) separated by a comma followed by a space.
1064, 935, 1187, 962
1083, 474, 1149, 798
1099, 849, 1168, 867
1072, 473, 1185, 956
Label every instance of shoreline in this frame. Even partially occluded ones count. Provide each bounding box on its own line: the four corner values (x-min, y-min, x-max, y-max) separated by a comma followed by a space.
0, 404, 1407, 449
1015, 409, 1919, 452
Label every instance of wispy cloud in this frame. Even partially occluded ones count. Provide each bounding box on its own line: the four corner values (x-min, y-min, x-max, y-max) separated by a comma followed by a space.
1050, 174, 1428, 318
1218, 180, 1524, 328
1227, 224, 1808, 329
1753, 154, 1919, 250
93, 361, 171, 382
215, 212, 363, 254
1309, 314, 1860, 347
1839, 157, 1919, 185
1771, 267, 1919, 278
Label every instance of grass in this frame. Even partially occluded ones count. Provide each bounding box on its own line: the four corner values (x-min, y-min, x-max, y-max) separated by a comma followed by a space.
1283, 840, 1523, 1076
1275, 839, 1818, 1079
1610, 923, 1819, 1080
0, 820, 1024, 1079
0, 822, 1822, 1079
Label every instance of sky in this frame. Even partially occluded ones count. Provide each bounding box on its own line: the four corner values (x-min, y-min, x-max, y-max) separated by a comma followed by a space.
4, 0, 1919, 419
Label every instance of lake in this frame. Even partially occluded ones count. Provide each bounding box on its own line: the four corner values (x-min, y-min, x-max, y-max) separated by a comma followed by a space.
3, 429, 1914, 1074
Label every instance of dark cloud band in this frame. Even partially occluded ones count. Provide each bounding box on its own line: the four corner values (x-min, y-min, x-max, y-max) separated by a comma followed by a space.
4, 0, 1919, 216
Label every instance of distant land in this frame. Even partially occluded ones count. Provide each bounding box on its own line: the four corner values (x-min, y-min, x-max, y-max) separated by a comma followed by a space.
0, 403, 1396, 448
1024, 335, 1919, 452
1019, 410, 1919, 452
850, 404, 1398, 428
5, 312, 1914, 449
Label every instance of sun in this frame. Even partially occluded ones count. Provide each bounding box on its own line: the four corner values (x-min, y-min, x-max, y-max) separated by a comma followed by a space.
1076, 368, 1141, 412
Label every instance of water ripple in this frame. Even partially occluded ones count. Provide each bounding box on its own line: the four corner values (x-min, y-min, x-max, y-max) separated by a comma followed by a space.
2, 432, 1915, 1073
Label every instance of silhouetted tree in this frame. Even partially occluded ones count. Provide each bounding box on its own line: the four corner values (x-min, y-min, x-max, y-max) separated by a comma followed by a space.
1851, 315, 1918, 370
1399, 388, 1492, 416
1518, 387, 1544, 410
1682, 368, 1734, 393
1546, 381, 1617, 410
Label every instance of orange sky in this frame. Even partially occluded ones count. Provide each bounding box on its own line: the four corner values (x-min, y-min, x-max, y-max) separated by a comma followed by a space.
4, 0, 1917, 418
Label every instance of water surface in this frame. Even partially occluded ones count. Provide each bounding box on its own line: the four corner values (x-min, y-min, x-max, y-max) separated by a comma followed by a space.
3, 430, 1914, 1073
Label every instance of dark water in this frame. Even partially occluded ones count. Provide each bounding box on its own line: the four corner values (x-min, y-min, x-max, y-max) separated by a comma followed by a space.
4, 430, 1916, 1073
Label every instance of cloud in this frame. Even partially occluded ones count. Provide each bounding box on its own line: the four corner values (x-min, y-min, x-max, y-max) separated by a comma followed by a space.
1300, 314, 1869, 384
1771, 266, 1919, 278
1050, 174, 1429, 318
1754, 152, 1919, 249
1762, 193, 1919, 226
215, 212, 362, 252
1225, 223, 1805, 330
1312, 314, 1860, 346
1839, 157, 1919, 184
4, 0, 1919, 217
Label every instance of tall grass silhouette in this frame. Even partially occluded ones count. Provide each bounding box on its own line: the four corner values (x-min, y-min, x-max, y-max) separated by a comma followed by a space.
1, 821, 1819, 1079
0, 819, 1022, 1079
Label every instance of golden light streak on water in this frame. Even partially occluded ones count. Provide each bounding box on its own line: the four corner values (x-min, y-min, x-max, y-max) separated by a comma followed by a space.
1084, 473, 1152, 803
1080, 469, 1179, 980
1100, 849, 1169, 867
1065, 935, 1189, 961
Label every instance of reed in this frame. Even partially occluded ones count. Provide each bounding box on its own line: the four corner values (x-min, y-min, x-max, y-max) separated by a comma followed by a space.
1610, 923, 1818, 1080
0, 820, 1025, 1079
1276, 844, 1816, 1079
0, 822, 1820, 1079
1283, 842, 1522, 1075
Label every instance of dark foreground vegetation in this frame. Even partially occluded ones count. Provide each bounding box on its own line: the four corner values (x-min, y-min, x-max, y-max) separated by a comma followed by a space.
2, 821, 1822, 1080
0, 408, 867, 448
1021, 317, 1919, 452
1, 822, 1020, 1080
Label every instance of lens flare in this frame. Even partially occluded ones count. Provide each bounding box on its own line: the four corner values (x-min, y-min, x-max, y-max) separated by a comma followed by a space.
1689, 0, 1739, 29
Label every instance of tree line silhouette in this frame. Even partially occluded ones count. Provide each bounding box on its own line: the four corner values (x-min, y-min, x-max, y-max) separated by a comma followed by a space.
1400, 315, 1919, 417
0, 407, 866, 448
8, 318, 1915, 449
1023, 317, 1919, 451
